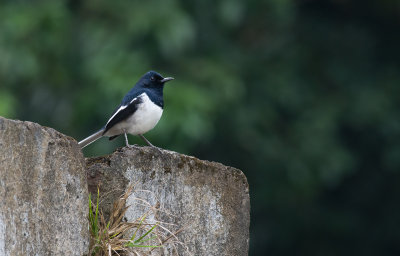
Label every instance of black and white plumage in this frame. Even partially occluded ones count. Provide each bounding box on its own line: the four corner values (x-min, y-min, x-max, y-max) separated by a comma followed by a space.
78, 71, 174, 149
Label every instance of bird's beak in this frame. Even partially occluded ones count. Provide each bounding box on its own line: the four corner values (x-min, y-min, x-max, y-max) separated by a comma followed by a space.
161, 77, 174, 83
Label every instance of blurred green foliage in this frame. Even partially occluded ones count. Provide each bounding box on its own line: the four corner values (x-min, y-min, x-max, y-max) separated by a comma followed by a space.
1, 0, 400, 255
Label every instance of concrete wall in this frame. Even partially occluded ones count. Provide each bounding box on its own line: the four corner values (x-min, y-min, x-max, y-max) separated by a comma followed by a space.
0, 116, 250, 255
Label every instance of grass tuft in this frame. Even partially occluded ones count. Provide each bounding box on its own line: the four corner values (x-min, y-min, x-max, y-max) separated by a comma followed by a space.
88, 184, 188, 256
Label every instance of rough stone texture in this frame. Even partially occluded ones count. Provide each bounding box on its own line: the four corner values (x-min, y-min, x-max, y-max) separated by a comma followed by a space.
86, 146, 250, 256
0, 117, 89, 256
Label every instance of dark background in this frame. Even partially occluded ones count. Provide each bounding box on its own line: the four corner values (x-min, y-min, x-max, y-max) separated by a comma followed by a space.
1, 0, 400, 255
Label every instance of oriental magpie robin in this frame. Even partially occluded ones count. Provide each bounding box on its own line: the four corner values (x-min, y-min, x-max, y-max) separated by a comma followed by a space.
78, 71, 174, 148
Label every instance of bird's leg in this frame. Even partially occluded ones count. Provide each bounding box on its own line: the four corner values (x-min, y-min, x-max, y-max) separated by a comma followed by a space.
123, 130, 137, 148
139, 134, 155, 147
124, 132, 132, 148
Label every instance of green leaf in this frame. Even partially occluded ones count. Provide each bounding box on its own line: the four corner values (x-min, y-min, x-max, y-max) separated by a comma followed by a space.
128, 214, 147, 243
134, 224, 158, 244
125, 244, 162, 248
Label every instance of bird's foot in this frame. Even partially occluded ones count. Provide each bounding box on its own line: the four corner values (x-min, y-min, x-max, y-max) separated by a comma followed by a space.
147, 142, 163, 152
149, 144, 164, 154
124, 132, 139, 148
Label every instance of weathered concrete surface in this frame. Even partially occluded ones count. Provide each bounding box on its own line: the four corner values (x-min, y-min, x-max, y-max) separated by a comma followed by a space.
0, 117, 89, 256
86, 146, 250, 256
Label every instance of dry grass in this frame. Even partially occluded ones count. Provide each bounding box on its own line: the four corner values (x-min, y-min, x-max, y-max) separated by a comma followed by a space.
88, 184, 188, 256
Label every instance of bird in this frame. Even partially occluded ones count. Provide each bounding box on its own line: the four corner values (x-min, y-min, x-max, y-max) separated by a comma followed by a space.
78, 71, 174, 149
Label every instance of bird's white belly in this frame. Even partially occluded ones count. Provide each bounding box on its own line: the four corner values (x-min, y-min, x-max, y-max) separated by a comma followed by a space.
125, 98, 163, 135
106, 94, 163, 136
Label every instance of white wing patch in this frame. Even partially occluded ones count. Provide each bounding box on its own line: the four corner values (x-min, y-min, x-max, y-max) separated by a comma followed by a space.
130, 93, 145, 104
105, 93, 145, 126
106, 105, 127, 126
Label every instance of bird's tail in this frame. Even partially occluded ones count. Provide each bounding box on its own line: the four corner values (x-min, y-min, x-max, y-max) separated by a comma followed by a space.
78, 128, 104, 149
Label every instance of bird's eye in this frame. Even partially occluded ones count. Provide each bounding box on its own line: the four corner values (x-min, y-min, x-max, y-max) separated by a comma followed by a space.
150, 76, 155, 81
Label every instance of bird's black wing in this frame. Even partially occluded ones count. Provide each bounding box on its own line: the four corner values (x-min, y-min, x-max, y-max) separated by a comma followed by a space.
102, 95, 143, 135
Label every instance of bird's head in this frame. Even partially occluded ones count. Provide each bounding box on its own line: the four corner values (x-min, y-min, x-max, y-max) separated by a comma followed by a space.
139, 71, 174, 89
